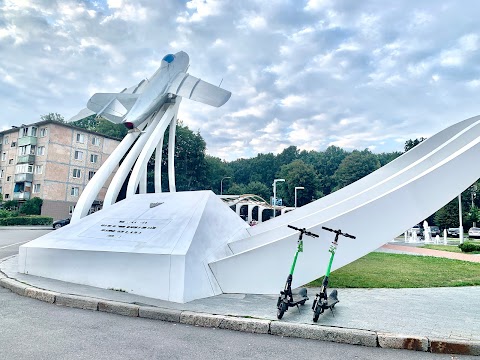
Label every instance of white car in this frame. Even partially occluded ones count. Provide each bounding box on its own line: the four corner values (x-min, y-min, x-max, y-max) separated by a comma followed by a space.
468, 227, 480, 239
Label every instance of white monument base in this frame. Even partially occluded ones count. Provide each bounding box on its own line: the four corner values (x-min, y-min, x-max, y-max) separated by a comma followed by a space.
19, 191, 249, 303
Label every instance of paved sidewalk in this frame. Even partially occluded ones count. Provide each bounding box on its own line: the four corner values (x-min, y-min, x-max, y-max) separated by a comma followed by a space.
1, 251, 480, 356
381, 243, 480, 262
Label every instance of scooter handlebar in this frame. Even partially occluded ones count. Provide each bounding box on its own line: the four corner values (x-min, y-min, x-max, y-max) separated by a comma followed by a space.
288, 225, 319, 238
321, 226, 356, 239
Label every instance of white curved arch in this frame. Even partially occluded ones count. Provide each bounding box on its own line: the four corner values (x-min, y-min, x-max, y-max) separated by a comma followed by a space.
102, 110, 166, 208
127, 101, 180, 197
210, 115, 480, 294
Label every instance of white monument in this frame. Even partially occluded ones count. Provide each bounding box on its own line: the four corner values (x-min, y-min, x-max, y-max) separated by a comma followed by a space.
17, 52, 480, 301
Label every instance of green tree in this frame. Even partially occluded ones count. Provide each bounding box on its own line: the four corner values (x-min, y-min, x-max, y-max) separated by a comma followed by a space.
434, 198, 461, 229
333, 149, 380, 190
315, 146, 348, 195
276, 160, 320, 207
41, 112, 65, 123
19, 197, 43, 215
244, 181, 271, 201
204, 155, 232, 194
377, 151, 402, 167
72, 115, 127, 139
228, 183, 247, 195
404, 137, 426, 152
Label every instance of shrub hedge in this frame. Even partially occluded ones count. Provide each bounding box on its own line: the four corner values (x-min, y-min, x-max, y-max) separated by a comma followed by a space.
0, 216, 53, 226
458, 242, 480, 253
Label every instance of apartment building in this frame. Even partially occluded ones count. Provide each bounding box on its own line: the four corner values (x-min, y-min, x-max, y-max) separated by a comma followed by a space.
0, 120, 120, 220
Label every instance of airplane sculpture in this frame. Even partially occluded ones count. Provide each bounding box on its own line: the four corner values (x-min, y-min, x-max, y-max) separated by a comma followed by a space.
67, 51, 232, 221
69, 51, 231, 128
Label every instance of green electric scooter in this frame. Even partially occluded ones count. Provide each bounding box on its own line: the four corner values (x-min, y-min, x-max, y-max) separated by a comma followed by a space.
312, 226, 356, 322
276, 224, 319, 320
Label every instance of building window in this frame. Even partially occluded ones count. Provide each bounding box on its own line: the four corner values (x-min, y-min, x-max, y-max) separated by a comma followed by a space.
30, 145, 36, 155
31, 127, 37, 137
74, 151, 83, 160
92, 136, 100, 146
0, 169, 3, 178
76, 133, 85, 143
33, 184, 41, 193
72, 168, 81, 178
90, 154, 98, 163
22, 127, 28, 137
3, 136, 9, 145
71, 187, 79, 196
0, 186, 2, 194
69, 205, 75, 214
6, 176, 11, 181
1, 152, 5, 161
8, 159, 13, 165
37, 146, 45, 156
35, 165, 43, 174
40, 128, 47, 137
4, 193, 9, 199
16, 164, 33, 173
19, 146, 27, 155
88, 171, 96, 180
11, 141, 16, 147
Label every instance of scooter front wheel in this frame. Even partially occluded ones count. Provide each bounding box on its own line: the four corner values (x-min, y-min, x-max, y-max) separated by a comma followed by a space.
277, 302, 287, 319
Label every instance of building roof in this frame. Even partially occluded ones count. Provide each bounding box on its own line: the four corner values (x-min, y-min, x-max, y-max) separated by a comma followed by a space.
0, 120, 122, 142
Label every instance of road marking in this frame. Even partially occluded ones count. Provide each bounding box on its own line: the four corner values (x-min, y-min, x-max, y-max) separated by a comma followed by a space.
0, 241, 29, 250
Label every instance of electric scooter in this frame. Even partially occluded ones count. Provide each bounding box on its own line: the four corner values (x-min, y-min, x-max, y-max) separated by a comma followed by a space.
312, 226, 356, 322
276, 224, 319, 319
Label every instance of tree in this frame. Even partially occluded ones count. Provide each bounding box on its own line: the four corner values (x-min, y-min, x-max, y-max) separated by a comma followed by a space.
204, 155, 232, 194
434, 198, 461, 229
228, 183, 247, 195
404, 137, 426, 152
41, 113, 65, 123
72, 115, 128, 139
244, 181, 271, 201
314, 146, 348, 195
333, 149, 380, 190
377, 152, 402, 167
276, 160, 320, 207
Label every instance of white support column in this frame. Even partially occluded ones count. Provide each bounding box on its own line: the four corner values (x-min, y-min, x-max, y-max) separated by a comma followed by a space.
167, 105, 179, 193
236, 203, 241, 216
139, 166, 147, 194
103, 111, 165, 208
127, 102, 179, 198
154, 136, 164, 192
71, 131, 141, 222
247, 205, 253, 222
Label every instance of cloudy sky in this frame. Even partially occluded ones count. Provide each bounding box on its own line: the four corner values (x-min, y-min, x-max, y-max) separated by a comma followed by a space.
1, 0, 479, 160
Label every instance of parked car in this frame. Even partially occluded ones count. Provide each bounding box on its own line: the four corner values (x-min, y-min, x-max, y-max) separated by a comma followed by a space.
468, 227, 480, 239
52, 218, 70, 229
447, 227, 460, 237
429, 226, 441, 237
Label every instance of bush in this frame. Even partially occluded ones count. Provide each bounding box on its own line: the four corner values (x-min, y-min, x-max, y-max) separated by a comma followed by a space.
2, 200, 18, 211
0, 216, 52, 226
458, 242, 480, 253
19, 197, 43, 215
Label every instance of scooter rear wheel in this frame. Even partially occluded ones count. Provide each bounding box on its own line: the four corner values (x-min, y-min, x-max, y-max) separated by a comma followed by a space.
277, 302, 287, 319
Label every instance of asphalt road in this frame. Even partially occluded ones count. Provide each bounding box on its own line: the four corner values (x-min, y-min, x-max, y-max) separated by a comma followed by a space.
0, 288, 473, 360
0, 227, 52, 259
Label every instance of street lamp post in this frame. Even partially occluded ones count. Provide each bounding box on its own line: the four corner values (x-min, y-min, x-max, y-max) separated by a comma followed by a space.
272, 179, 285, 218
220, 176, 231, 195
459, 194, 464, 244
294, 186, 304, 208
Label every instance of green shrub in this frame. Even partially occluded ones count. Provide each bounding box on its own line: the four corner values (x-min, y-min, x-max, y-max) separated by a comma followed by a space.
2, 200, 18, 211
458, 242, 480, 253
19, 197, 43, 215
0, 216, 53, 226
0, 209, 19, 218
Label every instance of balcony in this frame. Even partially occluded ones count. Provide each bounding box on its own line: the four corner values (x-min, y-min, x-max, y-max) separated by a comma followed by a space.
13, 192, 31, 201
17, 154, 35, 164
14, 173, 33, 182
18, 136, 37, 147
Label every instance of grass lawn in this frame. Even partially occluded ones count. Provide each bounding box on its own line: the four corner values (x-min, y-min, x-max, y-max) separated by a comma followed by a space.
306, 252, 480, 288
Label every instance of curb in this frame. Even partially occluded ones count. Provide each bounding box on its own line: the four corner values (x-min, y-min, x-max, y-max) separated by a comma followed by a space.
0, 276, 479, 356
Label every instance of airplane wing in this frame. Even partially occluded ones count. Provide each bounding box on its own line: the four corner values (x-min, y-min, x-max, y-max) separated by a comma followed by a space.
168, 73, 231, 107
86, 93, 140, 124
